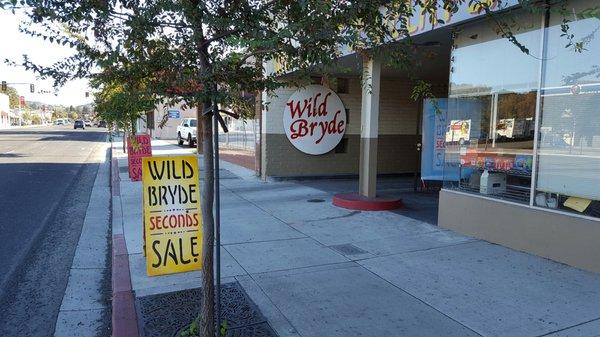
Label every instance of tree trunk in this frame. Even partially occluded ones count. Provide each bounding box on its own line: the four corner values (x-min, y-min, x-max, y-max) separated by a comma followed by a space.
198, 103, 215, 337
123, 130, 127, 153
185, 0, 215, 333
197, 115, 204, 153
131, 117, 137, 134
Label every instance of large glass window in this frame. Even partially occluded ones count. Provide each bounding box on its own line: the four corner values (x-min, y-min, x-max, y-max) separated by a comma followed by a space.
444, 10, 542, 203
534, 0, 600, 217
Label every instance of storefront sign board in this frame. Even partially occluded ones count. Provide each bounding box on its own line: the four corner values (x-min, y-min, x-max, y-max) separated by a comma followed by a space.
127, 134, 152, 181
422, 98, 457, 181
283, 85, 347, 155
142, 155, 202, 276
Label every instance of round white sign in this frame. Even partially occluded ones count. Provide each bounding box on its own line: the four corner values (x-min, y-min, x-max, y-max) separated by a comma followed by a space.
283, 85, 347, 155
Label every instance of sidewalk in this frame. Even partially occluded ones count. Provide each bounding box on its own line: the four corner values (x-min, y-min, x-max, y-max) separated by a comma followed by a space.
112, 137, 600, 337
54, 140, 112, 336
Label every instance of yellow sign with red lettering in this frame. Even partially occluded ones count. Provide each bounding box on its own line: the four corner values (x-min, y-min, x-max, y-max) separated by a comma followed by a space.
142, 155, 202, 276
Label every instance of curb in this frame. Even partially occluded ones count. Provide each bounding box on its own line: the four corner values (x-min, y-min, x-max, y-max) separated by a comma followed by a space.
112, 157, 121, 197
111, 146, 140, 337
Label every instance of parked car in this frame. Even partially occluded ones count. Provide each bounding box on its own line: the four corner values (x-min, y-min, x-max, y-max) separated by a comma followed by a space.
84, 120, 92, 127
97, 120, 107, 128
177, 118, 197, 147
74, 120, 85, 129
54, 119, 65, 125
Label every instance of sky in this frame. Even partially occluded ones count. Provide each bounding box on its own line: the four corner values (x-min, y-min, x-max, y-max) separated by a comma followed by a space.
0, 9, 93, 107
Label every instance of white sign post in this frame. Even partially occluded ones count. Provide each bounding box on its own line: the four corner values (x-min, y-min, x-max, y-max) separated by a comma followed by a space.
283, 85, 347, 155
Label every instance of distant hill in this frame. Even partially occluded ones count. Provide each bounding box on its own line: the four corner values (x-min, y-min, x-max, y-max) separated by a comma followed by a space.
26, 101, 95, 113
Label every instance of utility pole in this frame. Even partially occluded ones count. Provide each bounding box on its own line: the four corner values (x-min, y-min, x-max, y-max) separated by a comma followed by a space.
212, 99, 222, 337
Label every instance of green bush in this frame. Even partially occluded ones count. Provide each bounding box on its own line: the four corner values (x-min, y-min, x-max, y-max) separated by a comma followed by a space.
31, 115, 42, 125
180, 319, 227, 337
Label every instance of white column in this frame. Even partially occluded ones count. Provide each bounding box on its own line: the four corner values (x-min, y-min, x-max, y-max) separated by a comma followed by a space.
359, 56, 381, 198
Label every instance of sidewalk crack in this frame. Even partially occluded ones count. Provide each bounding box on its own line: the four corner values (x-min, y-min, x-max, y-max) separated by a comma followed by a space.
305, 210, 360, 222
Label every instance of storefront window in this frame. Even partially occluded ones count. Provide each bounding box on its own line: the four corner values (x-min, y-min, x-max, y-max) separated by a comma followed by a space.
534, 0, 600, 217
444, 10, 542, 203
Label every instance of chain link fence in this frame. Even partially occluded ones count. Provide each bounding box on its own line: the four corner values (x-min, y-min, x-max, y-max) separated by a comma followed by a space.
218, 118, 258, 152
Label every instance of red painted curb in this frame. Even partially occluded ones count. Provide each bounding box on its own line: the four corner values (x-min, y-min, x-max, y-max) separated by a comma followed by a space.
111, 142, 138, 337
113, 235, 128, 256
112, 234, 139, 337
112, 236, 132, 294
333, 193, 403, 211
112, 291, 139, 337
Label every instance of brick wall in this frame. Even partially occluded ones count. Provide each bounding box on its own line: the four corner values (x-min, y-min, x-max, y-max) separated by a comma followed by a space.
262, 77, 447, 177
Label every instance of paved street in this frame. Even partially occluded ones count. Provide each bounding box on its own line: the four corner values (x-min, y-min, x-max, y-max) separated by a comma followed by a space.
0, 126, 110, 336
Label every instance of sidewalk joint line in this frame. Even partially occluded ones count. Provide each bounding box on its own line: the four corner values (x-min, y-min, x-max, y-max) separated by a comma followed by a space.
534, 316, 600, 337
222, 236, 309, 247
353, 240, 480, 263
359, 263, 484, 337
58, 307, 109, 313
225, 244, 304, 337
250, 260, 359, 277
221, 185, 309, 240
71, 267, 107, 270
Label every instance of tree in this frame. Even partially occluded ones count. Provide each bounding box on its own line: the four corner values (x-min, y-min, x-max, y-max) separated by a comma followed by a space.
21, 111, 32, 124
92, 74, 156, 143
31, 114, 42, 124
2, 0, 588, 336
52, 107, 67, 120
2, 86, 20, 109
94, 82, 129, 151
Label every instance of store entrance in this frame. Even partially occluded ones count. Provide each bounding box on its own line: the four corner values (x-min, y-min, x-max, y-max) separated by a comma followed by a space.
383, 28, 454, 224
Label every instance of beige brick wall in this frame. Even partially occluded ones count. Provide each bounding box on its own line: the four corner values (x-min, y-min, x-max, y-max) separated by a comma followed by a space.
264, 134, 419, 177
262, 77, 447, 177
264, 78, 427, 136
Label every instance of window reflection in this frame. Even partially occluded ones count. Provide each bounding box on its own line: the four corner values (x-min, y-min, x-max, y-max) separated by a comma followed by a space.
535, 0, 600, 217
445, 10, 541, 203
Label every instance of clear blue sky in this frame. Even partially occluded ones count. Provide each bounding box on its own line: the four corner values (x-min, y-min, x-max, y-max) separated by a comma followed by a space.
0, 9, 93, 106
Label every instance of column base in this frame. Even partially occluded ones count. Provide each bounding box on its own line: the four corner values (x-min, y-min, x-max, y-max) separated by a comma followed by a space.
333, 193, 403, 211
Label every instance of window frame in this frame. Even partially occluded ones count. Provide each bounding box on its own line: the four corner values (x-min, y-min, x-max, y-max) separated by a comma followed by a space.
444, 2, 600, 220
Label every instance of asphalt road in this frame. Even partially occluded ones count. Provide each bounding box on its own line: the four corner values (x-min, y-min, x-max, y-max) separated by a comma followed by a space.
0, 125, 110, 336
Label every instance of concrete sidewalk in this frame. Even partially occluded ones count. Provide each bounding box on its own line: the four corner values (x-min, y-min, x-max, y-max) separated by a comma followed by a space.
55, 141, 112, 336
112, 137, 600, 337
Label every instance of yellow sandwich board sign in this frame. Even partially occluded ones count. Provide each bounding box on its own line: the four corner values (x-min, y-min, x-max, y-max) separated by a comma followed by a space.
142, 155, 202, 276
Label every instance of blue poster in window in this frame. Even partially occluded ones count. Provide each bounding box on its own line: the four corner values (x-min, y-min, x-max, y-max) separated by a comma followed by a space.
168, 109, 181, 119
421, 98, 458, 181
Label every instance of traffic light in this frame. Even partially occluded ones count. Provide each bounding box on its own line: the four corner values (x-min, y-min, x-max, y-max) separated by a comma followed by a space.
30, 84, 35, 93
85, 91, 89, 97
1, 81, 6, 91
